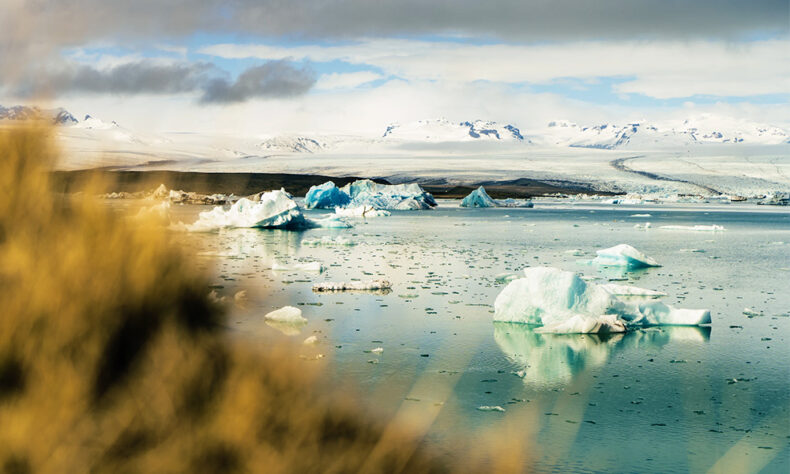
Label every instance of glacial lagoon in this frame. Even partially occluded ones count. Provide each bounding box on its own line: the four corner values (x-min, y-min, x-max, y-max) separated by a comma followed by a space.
169, 201, 790, 473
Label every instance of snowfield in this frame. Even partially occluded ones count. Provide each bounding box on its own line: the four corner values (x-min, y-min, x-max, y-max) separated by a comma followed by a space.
3, 106, 789, 197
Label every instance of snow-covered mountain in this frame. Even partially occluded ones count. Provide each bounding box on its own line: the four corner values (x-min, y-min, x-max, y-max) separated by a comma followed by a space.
382, 119, 528, 142
0, 105, 78, 125
541, 115, 790, 149
259, 136, 325, 153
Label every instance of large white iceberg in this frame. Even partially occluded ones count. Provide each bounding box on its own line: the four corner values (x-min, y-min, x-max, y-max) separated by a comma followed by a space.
493, 267, 710, 334
340, 179, 437, 210
186, 190, 349, 231
303, 181, 351, 209
460, 186, 533, 208
591, 244, 661, 268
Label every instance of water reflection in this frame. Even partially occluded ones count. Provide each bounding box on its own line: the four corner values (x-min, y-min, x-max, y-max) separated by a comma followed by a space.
493, 322, 710, 386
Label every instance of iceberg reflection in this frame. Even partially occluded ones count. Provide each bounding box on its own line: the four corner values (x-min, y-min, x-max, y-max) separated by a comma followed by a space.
493, 322, 710, 386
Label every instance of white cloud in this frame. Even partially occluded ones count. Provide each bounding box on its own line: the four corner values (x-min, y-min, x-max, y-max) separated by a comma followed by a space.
314, 71, 384, 90
200, 38, 790, 98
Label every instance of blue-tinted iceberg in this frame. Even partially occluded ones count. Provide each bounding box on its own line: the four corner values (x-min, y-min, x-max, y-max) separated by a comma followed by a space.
591, 244, 660, 268
460, 186, 533, 208
340, 179, 437, 210
304, 181, 351, 209
493, 267, 710, 334
186, 190, 350, 231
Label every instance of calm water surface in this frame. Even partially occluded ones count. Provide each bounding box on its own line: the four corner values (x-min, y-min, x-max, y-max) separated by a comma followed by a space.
168, 200, 790, 473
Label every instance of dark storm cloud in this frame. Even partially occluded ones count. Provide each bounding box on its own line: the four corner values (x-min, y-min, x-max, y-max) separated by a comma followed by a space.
11, 60, 314, 103
200, 61, 316, 103
2, 0, 786, 48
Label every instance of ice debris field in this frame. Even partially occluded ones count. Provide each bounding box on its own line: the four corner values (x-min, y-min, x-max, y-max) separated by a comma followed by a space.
160, 193, 789, 473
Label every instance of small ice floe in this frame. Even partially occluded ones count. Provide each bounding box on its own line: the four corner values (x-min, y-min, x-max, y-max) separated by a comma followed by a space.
633, 222, 651, 230
679, 248, 706, 253
302, 235, 356, 246
476, 405, 506, 412
743, 308, 763, 318
272, 261, 325, 273
495, 272, 522, 283
565, 249, 584, 256
460, 186, 533, 208
630, 213, 652, 217
591, 244, 661, 268
334, 205, 391, 218
660, 225, 726, 232
303, 335, 318, 345
312, 280, 392, 292
368, 347, 384, 354
264, 306, 307, 324
493, 267, 710, 334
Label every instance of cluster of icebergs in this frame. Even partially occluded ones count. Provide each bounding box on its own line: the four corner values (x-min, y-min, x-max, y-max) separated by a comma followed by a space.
187, 190, 350, 232
305, 179, 437, 211
494, 265, 711, 334
460, 186, 533, 208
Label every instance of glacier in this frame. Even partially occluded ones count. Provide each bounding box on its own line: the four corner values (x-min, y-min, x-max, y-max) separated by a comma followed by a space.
460, 186, 533, 208
493, 267, 710, 334
304, 181, 351, 209
591, 244, 661, 268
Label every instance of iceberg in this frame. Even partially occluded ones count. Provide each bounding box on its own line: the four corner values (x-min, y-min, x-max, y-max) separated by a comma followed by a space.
304, 181, 351, 209
460, 186, 533, 208
186, 190, 350, 231
272, 261, 324, 273
340, 179, 437, 210
591, 244, 660, 268
493, 267, 710, 334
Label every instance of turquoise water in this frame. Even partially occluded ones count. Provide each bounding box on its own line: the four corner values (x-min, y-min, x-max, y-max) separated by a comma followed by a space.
173, 201, 790, 473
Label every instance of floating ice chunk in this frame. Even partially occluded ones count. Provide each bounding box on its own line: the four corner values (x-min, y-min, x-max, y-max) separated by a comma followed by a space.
660, 225, 726, 231
272, 261, 325, 273
334, 205, 391, 218
370, 347, 384, 354
495, 272, 522, 283
592, 244, 660, 268
630, 213, 652, 217
565, 249, 584, 256
303, 335, 318, 345
187, 192, 308, 231
599, 284, 666, 298
312, 280, 391, 292
633, 222, 651, 230
476, 406, 506, 412
493, 267, 710, 334
133, 201, 170, 225
302, 235, 356, 246
460, 186, 533, 208
304, 181, 351, 209
264, 306, 307, 324
309, 215, 353, 228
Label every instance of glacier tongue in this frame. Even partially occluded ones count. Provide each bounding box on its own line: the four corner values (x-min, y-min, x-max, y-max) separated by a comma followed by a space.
493, 267, 710, 334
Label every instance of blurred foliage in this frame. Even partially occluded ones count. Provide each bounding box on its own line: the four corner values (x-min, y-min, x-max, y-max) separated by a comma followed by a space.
0, 124, 524, 473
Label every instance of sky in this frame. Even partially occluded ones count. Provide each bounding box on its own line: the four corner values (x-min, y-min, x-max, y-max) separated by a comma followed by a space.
1, 0, 788, 135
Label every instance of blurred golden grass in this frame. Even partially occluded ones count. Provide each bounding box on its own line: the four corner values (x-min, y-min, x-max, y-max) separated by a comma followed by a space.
0, 124, 525, 473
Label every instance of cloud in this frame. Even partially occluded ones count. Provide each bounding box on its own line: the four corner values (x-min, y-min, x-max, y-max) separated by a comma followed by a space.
314, 71, 384, 90
200, 61, 316, 103
6, 60, 315, 103
201, 39, 790, 98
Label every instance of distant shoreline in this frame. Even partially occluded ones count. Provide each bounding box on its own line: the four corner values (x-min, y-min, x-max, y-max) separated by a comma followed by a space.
50, 170, 613, 199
